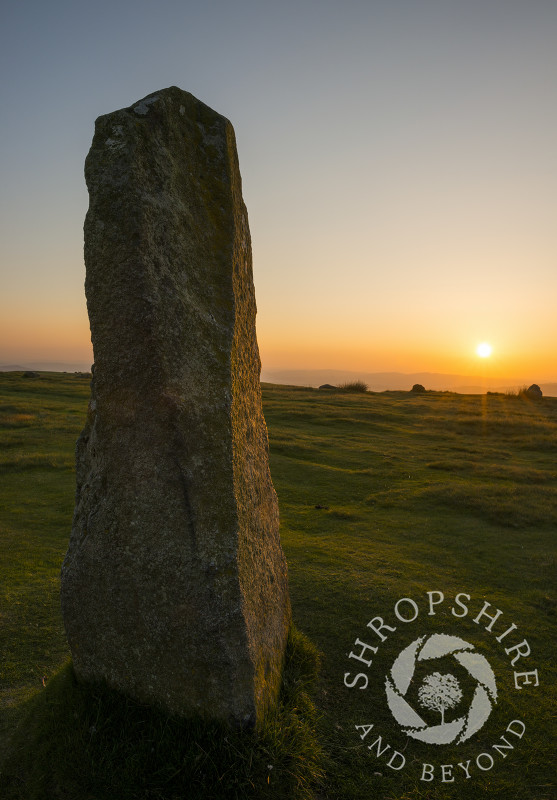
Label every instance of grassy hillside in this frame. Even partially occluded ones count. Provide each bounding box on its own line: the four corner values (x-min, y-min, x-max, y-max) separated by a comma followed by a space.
1, 373, 555, 799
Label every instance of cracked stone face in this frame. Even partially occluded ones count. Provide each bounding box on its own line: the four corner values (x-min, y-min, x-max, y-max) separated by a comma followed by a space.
60, 87, 291, 728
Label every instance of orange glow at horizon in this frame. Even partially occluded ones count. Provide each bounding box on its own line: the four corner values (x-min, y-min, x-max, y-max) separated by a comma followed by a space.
257, 325, 555, 382
0, 308, 92, 364
1, 297, 555, 383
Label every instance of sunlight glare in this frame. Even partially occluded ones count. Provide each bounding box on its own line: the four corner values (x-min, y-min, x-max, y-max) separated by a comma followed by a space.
477, 342, 492, 358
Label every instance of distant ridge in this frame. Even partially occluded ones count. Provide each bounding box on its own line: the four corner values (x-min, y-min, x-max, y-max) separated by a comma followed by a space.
261, 368, 557, 397
0, 361, 92, 373
3, 364, 555, 397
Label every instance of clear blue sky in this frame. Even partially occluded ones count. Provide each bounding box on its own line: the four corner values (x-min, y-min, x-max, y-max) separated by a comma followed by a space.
1, 1, 556, 380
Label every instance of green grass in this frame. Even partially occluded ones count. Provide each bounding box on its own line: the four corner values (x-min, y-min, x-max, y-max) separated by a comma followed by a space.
1, 372, 556, 799
262, 384, 556, 800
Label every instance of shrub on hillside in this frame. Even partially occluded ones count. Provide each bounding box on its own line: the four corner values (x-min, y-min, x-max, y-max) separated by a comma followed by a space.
338, 381, 368, 393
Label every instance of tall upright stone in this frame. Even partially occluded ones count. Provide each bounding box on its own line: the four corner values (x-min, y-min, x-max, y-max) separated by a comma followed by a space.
60, 87, 291, 728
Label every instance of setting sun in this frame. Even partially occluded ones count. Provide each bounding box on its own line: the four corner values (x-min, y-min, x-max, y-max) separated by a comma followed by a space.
477, 342, 493, 358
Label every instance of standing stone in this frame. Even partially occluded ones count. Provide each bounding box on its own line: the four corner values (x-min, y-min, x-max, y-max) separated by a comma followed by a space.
60, 87, 291, 728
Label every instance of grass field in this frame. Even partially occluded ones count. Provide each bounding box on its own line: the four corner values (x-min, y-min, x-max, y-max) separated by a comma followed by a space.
0, 372, 555, 799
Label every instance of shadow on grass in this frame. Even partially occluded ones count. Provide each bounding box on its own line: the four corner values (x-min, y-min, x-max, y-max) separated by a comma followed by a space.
0, 627, 323, 800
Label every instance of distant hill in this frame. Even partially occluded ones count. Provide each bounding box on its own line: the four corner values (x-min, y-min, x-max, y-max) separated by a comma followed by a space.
0, 361, 92, 373
261, 368, 557, 397
3, 363, 554, 397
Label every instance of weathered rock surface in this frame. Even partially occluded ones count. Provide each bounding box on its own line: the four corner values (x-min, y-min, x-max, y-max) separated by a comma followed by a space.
60, 87, 291, 728
525, 383, 542, 399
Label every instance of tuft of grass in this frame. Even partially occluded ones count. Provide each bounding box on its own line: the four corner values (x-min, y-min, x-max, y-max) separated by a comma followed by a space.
0, 627, 323, 800
337, 381, 368, 393
504, 385, 526, 397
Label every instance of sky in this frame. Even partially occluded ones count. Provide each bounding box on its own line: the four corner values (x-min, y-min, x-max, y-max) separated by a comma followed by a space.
1, 0, 556, 383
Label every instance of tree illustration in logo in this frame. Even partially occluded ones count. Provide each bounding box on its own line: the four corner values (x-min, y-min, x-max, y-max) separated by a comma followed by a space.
417, 672, 463, 725
385, 633, 497, 745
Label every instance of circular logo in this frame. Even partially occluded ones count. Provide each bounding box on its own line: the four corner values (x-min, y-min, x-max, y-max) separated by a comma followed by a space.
385, 633, 497, 745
